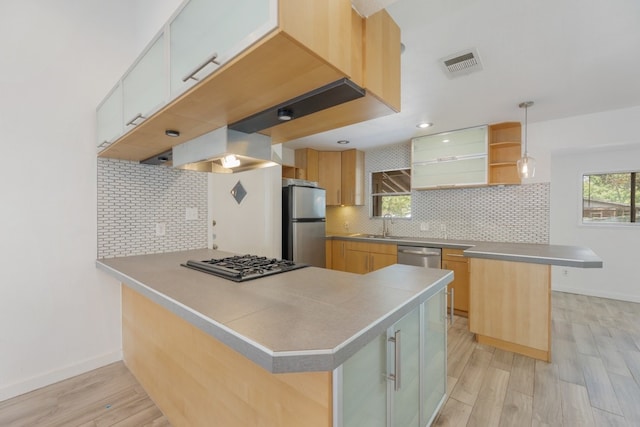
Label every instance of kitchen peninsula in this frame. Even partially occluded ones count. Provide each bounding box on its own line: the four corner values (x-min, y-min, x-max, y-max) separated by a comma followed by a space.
97, 248, 452, 427
327, 235, 603, 362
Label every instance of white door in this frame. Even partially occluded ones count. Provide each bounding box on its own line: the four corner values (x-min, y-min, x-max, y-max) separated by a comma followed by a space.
208, 166, 281, 258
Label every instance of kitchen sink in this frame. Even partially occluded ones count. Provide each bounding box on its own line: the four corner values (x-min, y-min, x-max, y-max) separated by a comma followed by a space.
351, 233, 401, 239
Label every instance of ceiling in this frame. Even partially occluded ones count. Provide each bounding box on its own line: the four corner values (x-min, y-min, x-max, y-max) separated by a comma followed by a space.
283, 0, 640, 151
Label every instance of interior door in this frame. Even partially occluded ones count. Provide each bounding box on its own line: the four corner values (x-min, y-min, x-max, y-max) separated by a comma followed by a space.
208, 166, 281, 258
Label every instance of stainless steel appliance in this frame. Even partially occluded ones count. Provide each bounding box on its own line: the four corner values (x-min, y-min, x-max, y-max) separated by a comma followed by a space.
397, 245, 442, 268
182, 255, 308, 282
282, 184, 326, 267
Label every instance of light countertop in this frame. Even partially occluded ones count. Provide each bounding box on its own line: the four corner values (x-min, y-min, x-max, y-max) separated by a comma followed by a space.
97, 248, 452, 373
326, 234, 603, 268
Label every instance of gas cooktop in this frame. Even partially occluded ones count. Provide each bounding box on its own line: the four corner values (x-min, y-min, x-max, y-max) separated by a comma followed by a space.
182, 254, 308, 282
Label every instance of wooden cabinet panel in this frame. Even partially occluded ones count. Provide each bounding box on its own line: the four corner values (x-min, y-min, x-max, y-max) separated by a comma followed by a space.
469, 258, 551, 361
342, 240, 397, 274
442, 249, 469, 317
488, 122, 522, 185
341, 149, 364, 206
318, 151, 342, 205
331, 240, 347, 271
345, 249, 369, 274
295, 148, 319, 182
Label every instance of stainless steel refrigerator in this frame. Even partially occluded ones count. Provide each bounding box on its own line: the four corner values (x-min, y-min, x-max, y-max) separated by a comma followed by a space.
282, 184, 326, 267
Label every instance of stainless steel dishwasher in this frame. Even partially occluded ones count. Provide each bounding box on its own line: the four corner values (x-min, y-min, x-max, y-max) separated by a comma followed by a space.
397, 245, 454, 324
397, 245, 442, 268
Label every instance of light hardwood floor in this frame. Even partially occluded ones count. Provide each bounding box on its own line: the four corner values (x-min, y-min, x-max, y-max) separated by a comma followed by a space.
1, 291, 638, 427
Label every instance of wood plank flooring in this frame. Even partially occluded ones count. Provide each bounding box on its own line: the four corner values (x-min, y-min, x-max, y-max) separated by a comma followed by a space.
0, 291, 638, 427
436, 291, 640, 427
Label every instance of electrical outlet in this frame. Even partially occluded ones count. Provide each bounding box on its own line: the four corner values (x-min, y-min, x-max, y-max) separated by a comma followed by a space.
185, 207, 198, 220
420, 222, 429, 231
562, 269, 569, 276
343, 221, 349, 230
155, 223, 166, 236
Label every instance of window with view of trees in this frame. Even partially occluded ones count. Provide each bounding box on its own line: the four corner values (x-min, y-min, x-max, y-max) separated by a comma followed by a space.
371, 169, 411, 218
583, 172, 639, 224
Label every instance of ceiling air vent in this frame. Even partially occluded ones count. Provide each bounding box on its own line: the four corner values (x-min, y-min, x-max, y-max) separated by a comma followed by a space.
440, 48, 483, 79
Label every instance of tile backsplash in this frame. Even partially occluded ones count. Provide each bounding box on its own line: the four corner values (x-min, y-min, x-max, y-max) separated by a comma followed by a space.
327, 143, 550, 244
97, 158, 208, 258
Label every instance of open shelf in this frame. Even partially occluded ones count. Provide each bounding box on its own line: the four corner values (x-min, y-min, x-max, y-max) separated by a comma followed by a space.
488, 122, 521, 185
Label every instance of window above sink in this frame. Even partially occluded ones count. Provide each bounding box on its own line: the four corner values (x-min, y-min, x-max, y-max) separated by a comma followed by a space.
370, 168, 411, 218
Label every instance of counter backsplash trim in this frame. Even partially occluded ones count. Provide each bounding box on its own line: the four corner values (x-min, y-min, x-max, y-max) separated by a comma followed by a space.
97, 158, 208, 258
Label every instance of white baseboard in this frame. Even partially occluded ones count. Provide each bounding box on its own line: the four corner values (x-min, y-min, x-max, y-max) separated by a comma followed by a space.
552, 285, 640, 304
0, 350, 123, 402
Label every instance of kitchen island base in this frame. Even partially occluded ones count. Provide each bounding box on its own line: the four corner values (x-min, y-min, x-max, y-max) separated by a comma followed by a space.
122, 285, 332, 427
469, 258, 551, 362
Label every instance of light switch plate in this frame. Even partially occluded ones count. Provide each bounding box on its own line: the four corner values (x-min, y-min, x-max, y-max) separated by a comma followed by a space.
155, 223, 166, 236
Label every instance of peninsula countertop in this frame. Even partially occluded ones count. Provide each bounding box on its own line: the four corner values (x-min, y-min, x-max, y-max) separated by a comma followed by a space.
97, 248, 452, 374
326, 234, 603, 268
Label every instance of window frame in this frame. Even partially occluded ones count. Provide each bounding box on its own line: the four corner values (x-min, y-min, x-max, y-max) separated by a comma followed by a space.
369, 168, 412, 219
581, 169, 639, 226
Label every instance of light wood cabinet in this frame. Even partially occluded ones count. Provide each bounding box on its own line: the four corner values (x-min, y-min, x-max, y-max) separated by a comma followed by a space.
442, 248, 469, 317
318, 151, 343, 205
488, 122, 522, 185
343, 240, 397, 274
317, 149, 364, 206
97, 1, 400, 163
294, 148, 319, 182
330, 239, 347, 271
469, 258, 551, 361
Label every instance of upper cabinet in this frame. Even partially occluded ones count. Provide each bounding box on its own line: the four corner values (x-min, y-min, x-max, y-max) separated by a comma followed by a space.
122, 34, 167, 132
96, 0, 401, 163
317, 149, 364, 206
169, 0, 275, 97
488, 122, 522, 185
411, 123, 522, 189
96, 84, 123, 150
412, 126, 488, 189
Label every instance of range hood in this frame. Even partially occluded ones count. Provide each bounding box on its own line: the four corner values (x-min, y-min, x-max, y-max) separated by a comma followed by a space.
171, 126, 281, 174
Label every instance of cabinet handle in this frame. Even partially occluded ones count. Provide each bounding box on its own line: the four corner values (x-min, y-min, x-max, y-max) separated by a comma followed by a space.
182, 52, 220, 82
448, 288, 455, 325
446, 253, 465, 257
341, 242, 345, 258
365, 255, 369, 271
337, 189, 341, 204
98, 140, 110, 148
125, 113, 145, 127
388, 330, 401, 391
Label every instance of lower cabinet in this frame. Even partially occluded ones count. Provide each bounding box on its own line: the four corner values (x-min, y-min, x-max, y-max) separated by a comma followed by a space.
338, 287, 447, 427
442, 248, 469, 317
343, 241, 397, 274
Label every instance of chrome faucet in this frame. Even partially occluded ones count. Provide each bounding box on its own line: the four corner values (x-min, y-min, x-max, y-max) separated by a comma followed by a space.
382, 214, 393, 237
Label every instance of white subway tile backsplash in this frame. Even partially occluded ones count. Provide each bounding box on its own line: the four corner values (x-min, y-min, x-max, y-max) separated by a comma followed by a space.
327, 142, 549, 244
97, 158, 208, 258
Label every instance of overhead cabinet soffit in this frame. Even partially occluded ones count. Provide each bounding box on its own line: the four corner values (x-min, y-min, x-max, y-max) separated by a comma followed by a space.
96, 0, 401, 168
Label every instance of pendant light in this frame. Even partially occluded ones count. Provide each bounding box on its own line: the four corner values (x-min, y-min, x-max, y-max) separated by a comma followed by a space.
517, 101, 535, 179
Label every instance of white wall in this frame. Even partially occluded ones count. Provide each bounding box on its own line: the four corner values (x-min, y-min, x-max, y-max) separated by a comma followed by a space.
0, 0, 180, 401
530, 105, 640, 302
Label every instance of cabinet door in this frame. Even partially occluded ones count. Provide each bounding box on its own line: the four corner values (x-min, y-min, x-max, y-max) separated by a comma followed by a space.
412, 156, 487, 188
370, 252, 397, 272
169, 0, 276, 96
442, 259, 469, 315
318, 151, 342, 205
345, 249, 369, 274
341, 149, 364, 206
331, 240, 347, 271
422, 287, 447, 426
412, 126, 487, 163
122, 34, 166, 130
342, 333, 387, 427
391, 306, 421, 427
96, 83, 123, 150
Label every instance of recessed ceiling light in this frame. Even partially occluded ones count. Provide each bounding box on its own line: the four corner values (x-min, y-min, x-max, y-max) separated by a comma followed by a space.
337, 140, 350, 145
416, 122, 432, 129
442, 139, 450, 143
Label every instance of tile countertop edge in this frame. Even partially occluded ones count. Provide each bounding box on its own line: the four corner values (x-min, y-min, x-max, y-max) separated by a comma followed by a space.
95, 259, 452, 373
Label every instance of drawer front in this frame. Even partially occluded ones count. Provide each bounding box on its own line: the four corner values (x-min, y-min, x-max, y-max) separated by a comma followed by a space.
442, 248, 467, 262
344, 240, 397, 255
